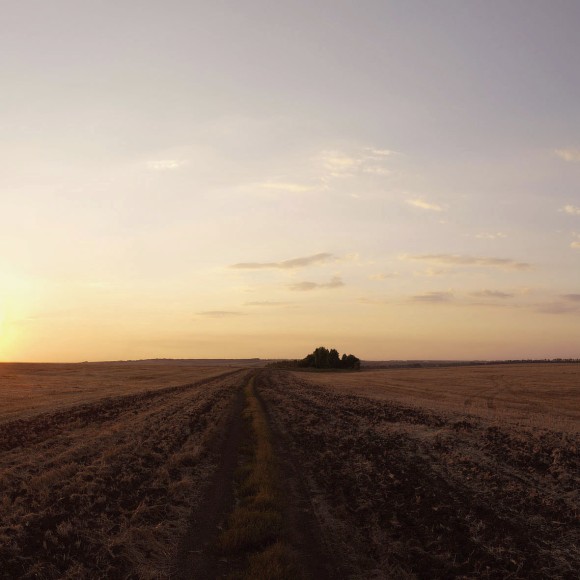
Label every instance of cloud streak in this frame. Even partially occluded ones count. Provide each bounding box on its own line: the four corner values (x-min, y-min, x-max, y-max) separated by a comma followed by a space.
561, 205, 580, 215
475, 232, 507, 240
561, 294, 580, 302
230, 252, 334, 270
471, 290, 515, 299
258, 182, 313, 193
244, 301, 293, 307
289, 276, 344, 292
535, 302, 580, 315
368, 272, 399, 281
406, 198, 443, 212
555, 149, 580, 162
402, 254, 531, 271
148, 159, 188, 170
410, 291, 453, 303
197, 310, 245, 318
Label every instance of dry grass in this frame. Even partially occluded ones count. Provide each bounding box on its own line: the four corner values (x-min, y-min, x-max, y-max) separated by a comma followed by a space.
0, 368, 247, 578
301, 363, 580, 430
217, 378, 298, 579
260, 368, 580, 579
0, 362, 233, 423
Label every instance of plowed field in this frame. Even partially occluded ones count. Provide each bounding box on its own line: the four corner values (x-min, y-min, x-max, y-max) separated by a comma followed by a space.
256, 367, 580, 579
1, 363, 578, 579
0, 366, 248, 578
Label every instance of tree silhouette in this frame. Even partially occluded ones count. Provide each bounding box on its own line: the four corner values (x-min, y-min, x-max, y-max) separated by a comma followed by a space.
297, 346, 360, 370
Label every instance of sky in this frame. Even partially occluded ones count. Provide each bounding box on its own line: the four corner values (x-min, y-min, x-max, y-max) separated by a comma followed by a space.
1, 0, 579, 362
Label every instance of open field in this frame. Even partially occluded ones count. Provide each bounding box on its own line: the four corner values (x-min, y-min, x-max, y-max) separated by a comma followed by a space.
0, 367, 249, 578
0, 363, 578, 578
0, 363, 236, 423
302, 363, 580, 431
258, 366, 580, 578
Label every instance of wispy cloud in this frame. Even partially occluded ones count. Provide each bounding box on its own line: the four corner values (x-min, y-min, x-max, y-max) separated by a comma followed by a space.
571, 233, 580, 249
535, 302, 580, 315
257, 182, 313, 193
289, 276, 344, 292
368, 272, 399, 281
475, 232, 507, 240
365, 148, 396, 157
230, 252, 334, 270
244, 301, 293, 307
362, 166, 392, 176
471, 290, 514, 299
197, 310, 245, 318
406, 198, 443, 212
555, 149, 580, 162
561, 205, 580, 215
410, 291, 453, 303
148, 159, 188, 171
320, 151, 360, 177
402, 254, 531, 271
561, 294, 580, 302
318, 146, 395, 181
413, 268, 450, 278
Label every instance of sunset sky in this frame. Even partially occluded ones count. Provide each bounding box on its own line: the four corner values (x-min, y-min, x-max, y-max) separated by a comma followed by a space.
1, 1, 579, 361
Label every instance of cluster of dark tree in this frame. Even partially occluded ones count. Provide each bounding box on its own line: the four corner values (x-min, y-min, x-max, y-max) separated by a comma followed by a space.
300, 346, 361, 369
268, 347, 360, 370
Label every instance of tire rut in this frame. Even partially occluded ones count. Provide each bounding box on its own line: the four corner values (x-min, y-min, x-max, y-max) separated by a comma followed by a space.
174, 376, 248, 579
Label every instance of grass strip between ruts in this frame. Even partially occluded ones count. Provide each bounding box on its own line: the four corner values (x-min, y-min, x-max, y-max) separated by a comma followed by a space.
217, 376, 299, 579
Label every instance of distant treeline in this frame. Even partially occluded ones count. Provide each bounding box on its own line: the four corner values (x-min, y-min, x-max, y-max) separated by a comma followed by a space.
362, 358, 580, 369
268, 346, 361, 370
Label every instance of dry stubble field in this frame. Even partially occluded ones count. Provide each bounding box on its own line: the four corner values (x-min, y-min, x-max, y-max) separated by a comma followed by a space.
0, 362, 578, 579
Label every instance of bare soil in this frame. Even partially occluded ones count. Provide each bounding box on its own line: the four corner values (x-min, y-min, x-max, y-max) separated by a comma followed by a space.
1, 363, 577, 579
257, 368, 580, 579
174, 383, 246, 579
0, 369, 247, 578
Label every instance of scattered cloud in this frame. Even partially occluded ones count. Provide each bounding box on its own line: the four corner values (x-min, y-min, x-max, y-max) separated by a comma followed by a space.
357, 296, 394, 305
320, 152, 360, 177
571, 241, 580, 249
318, 146, 395, 181
555, 149, 580, 162
410, 291, 453, 303
471, 290, 515, 299
368, 272, 399, 281
257, 182, 313, 193
561, 205, 580, 215
406, 198, 443, 212
244, 301, 293, 307
402, 254, 531, 271
362, 166, 392, 176
230, 252, 334, 270
148, 159, 188, 171
413, 268, 450, 278
475, 232, 507, 240
561, 294, 580, 302
365, 148, 396, 157
289, 276, 344, 292
197, 310, 245, 318
534, 302, 580, 315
